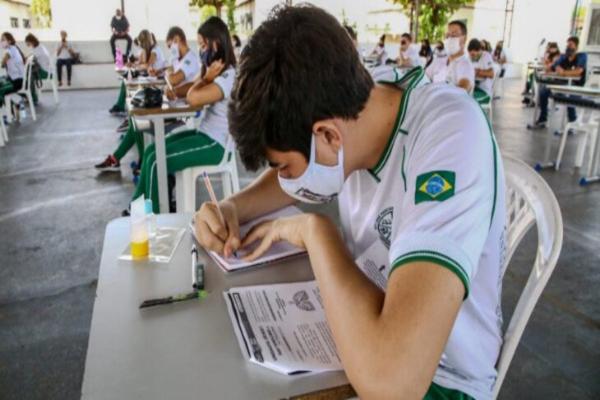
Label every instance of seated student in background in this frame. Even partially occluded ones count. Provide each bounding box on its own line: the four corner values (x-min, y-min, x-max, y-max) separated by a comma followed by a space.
492, 41, 507, 78
0, 32, 25, 111
109, 30, 167, 121
396, 33, 422, 67
96, 26, 201, 173
56, 30, 75, 87
163, 27, 201, 100
130, 17, 236, 213
468, 39, 495, 104
231, 34, 242, 60
25, 33, 51, 105
110, 8, 132, 62
369, 34, 387, 65
432, 40, 446, 59
195, 6, 505, 400
426, 20, 474, 93
522, 42, 559, 101
530, 36, 587, 129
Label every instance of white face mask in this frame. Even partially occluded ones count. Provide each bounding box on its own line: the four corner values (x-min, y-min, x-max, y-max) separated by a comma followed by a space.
0, 40, 8, 49
444, 37, 461, 56
170, 43, 179, 61
278, 134, 345, 204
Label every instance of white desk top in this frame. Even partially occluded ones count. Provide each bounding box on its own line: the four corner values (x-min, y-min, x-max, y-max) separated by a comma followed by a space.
81, 214, 349, 400
546, 85, 600, 98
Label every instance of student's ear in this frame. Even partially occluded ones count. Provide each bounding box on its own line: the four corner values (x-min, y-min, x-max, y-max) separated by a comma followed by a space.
313, 119, 343, 153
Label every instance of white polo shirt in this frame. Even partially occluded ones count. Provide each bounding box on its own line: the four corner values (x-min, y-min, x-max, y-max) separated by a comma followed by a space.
150, 47, 166, 70
173, 49, 200, 85
472, 51, 495, 96
338, 66, 505, 400
32, 45, 51, 72
5, 45, 25, 80
447, 53, 475, 92
399, 45, 422, 67
197, 66, 235, 146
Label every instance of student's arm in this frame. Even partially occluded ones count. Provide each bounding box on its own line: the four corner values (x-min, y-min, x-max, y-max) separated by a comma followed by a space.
166, 69, 185, 87
1, 52, 9, 67
457, 78, 472, 92
193, 168, 296, 256
559, 54, 587, 77
186, 60, 227, 106
242, 214, 463, 399
475, 68, 494, 79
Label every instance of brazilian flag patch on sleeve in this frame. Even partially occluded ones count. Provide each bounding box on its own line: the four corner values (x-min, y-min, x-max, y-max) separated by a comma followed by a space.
415, 171, 455, 204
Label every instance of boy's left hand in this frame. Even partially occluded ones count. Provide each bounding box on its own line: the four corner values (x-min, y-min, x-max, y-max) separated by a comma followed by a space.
240, 214, 319, 261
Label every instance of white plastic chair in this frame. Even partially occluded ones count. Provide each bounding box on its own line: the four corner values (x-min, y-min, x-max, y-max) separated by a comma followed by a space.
554, 108, 599, 171
175, 134, 241, 212
493, 155, 563, 398
45, 57, 60, 104
12, 56, 37, 121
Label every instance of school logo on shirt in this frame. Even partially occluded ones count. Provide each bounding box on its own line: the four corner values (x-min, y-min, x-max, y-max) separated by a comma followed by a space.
415, 171, 455, 204
375, 207, 393, 248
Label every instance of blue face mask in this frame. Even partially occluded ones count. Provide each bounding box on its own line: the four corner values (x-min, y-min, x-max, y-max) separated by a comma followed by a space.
200, 48, 213, 67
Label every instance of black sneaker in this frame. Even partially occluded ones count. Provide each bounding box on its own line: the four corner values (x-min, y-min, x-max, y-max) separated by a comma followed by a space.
527, 120, 547, 130
95, 155, 120, 171
109, 105, 125, 115
116, 119, 129, 132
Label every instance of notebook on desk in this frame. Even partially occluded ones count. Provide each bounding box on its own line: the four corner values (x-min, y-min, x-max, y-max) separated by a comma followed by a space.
190, 206, 307, 273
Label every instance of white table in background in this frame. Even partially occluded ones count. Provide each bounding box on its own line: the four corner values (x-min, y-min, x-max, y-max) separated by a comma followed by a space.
81, 214, 349, 399
543, 85, 600, 185
129, 101, 203, 213
531, 73, 578, 126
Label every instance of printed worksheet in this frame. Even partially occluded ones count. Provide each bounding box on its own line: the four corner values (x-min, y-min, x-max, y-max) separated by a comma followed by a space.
224, 280, 342, 375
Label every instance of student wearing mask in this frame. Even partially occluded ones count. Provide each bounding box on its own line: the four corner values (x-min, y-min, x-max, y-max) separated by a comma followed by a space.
56, 30, 75, 87
522, 42, 559, 100
96, 26, 201, 173
396, 33, 422, 67
131, 17, 236, 213
195, 6, 504, 399
433, 40, 446, 58
426, 20, 474, 93
25, 33, 51, 104
0, 32, 25, 109
231, 34, 242, 60
529, 36, 587, 129
110, 8, 132, 61
468, 39, 495, 104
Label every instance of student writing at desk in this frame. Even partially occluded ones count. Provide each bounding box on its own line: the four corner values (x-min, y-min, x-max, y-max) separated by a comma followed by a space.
131, 17, 236, 214
468, 39, 495, 105
194, 6, 505, 400
529, 36, 587, 129
96, 26, 201, 174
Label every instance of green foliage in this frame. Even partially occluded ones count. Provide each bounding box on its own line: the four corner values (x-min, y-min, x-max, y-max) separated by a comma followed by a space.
190, 0, 236, 32
225, 0, 236, 33
200, 5, 218, 22
390, 0, 472, 41
31, 0, 52, 28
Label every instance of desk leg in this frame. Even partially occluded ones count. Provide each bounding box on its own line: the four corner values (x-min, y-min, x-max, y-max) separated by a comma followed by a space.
580, 121, 600, 186
153, 118, 170, 213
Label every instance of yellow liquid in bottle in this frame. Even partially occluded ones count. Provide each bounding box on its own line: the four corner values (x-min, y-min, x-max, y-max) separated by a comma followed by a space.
131, 240, 149, 258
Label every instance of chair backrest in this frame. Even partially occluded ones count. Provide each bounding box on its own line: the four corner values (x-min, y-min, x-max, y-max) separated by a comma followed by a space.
493, 155, 563, 398
21, 55, 34, 92
218, 133, 236, 167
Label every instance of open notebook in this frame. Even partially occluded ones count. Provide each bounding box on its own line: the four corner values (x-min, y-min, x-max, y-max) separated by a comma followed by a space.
190, 206, 307, 272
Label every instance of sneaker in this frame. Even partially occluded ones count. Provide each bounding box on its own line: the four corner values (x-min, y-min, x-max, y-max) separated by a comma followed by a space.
121, 208, 130, 217
116, 119, 129, 132
109, 105, 125, 115
527, 120, 547, 130
95, 155, 120, 171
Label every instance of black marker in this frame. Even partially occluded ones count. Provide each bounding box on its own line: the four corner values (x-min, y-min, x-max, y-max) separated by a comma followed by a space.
139, 290, 208, 309
191, 245, 204, 290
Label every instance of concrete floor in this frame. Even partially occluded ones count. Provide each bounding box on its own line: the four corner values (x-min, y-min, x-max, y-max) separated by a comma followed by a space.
0, 80, 598, 400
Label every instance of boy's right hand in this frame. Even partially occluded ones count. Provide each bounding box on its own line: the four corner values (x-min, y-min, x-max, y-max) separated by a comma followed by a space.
194, 200, 241, 258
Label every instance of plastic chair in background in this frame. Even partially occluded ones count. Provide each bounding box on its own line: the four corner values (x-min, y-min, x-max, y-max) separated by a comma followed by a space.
45, 57, 60, 104
12, 56, 37, 121
0, 104, 7, 146
493, 155, 563, 398
175, 135, 241, 213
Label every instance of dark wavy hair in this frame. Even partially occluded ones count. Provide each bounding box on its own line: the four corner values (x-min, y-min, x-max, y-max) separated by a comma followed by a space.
228, 5, 374, 170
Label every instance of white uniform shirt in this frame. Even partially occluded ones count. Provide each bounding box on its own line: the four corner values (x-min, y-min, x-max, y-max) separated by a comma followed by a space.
197, 66, 235, 146
339, 66, 505, 400
425, 55, 449, 83
150, 47, 166, 70
32, 45, 51, 72
472, 51, 495, 96
399, 45, 422, 67
5, 45, 24, 80
172, 49, 200, 85
447, 53, 475, 92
